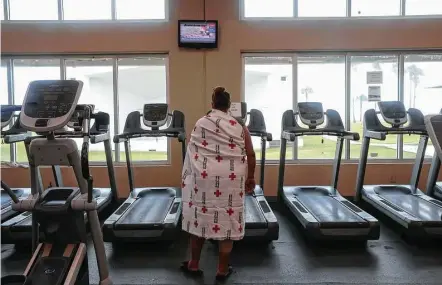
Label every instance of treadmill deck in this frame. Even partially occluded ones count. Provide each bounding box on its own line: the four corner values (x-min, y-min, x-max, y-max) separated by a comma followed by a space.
244, 195, 267, 228
362, 185, 442, 236
282, 186, 379, 239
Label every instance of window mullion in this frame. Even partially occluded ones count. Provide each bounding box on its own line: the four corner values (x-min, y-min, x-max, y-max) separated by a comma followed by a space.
111, 0, 116, 20
345, 54, 351, 159
293, 0, 298, 17
346, 0, 351, 17
113, 58, 120, 162
401, 0, 406, 16
3, 0, 8, 20
60, 58, 65, 79
292, 54, 298, 160
58, 0, 63, 20
7, 59, 15, 162
398, 54, 405, 159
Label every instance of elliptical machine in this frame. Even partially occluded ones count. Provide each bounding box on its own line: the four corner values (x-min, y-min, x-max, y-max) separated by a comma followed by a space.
1, 80, 112, 285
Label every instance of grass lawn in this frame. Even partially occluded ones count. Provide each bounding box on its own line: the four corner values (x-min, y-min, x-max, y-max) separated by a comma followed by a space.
1, 143, 167, 163
259, 136, 399, 160
2, 127, 426, 163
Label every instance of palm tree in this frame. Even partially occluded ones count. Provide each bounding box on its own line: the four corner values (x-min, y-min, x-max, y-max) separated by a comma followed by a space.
406, 65, 424, 108
301, 86, 313, 102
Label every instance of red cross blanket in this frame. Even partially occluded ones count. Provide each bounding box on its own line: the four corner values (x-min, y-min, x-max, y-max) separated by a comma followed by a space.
181, 109, 247, 240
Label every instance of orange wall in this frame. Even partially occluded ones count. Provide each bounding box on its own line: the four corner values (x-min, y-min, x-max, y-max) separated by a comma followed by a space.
2, 0, 442, 198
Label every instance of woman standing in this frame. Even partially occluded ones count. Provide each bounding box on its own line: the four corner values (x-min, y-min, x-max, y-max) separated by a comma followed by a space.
180, 87, 256, 281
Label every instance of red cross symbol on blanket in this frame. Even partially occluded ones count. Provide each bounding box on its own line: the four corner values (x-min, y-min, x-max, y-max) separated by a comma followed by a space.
228, 142, 236, 149
213, 224, 220, 233
229, 120, 237, 126
181, 181, 185, 188
241, 156, 246, 163
194, 154, 199, 160
216, 155, 223, 162
214, 189, 222, 197
229, 173, 236, 181
188, 201, 193, 208
194, 187, 198, 194
216, 129, 220, 133
194, 220, 198, 228
201, 171, 208, 179
227, 208, 234, 216
202, 140, 208, 147
202, 206, 208, 213
239, 191, 244, 198
239, 225, 243, 233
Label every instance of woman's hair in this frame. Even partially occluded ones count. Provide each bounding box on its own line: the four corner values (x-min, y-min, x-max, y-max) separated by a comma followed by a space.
212, 86, 231, 111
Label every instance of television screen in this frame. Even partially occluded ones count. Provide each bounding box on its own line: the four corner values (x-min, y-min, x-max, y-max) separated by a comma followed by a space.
178, 20, 218, 49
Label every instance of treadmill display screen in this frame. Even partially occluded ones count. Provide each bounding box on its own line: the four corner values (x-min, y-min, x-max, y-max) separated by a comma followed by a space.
143, 104, 168, 122
24, 80, 80, 119
298, 102, 324, 125
378, 101, 406, 120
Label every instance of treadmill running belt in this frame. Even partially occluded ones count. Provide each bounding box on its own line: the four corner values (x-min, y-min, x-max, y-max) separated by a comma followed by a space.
379, 194, 442, 221
297, 195, 366, 224
1, 189, 24, 209
117, 195, 174, 226
245, 195, 267, 229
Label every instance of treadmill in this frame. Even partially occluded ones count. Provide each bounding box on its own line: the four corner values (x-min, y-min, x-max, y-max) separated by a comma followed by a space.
0, 106, 57, 223
243, 108, 279, 241
1, 105, 119, 244
426, 109, 442, 201
425, 114, 442, 173
103, 103, 186, 242
278, 102, 380, 240
355, 101, 442, 238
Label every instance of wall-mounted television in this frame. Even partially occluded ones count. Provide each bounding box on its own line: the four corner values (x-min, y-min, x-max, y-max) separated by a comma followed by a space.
178, 20, 218, 49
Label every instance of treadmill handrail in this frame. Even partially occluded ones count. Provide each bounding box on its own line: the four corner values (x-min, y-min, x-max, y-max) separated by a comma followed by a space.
114, 130, 184, 143
3, 133, 31, 144
282, 129, 359, 140
90, 132, 110, 144
365, 129, 427, 139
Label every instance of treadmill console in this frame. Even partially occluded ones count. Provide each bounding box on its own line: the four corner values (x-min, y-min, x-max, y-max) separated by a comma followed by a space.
20, 80, 83, 132
1, 105, 21, 129
66, 105, 96, 130
425, 114, 442, 160
378, 101, 407, 127
143, 103, 169, 128
297, 102, 324, 128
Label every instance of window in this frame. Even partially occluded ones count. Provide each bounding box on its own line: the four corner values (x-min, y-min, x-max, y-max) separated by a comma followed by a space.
244, 0, 294, 18
351, 0, 401, 17
243, 56, 293, 160
9, 0, 58, 20
116, 0, 166, 20
350, 55, 399, 159
1, 60, 10, 162
406, 0, 442, 15
118, 57, 168, 161
13, 59, 61, 162
1, 1, 4, 20
297, 55, 346, 159
65, 58, 114, 161
298, 0, 346, 17
403, 54, 442, 159
63, 0, 112, 20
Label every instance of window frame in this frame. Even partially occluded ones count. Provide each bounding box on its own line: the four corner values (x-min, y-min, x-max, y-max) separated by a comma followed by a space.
242, 50, 442, 164
240, 0, 442, 20
2, 0, 169, 22
1, 53, 170, 166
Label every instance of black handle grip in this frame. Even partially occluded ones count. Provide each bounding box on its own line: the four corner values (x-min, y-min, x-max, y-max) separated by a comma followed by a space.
81, 141, 93, 203
1, 181, 20, 203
